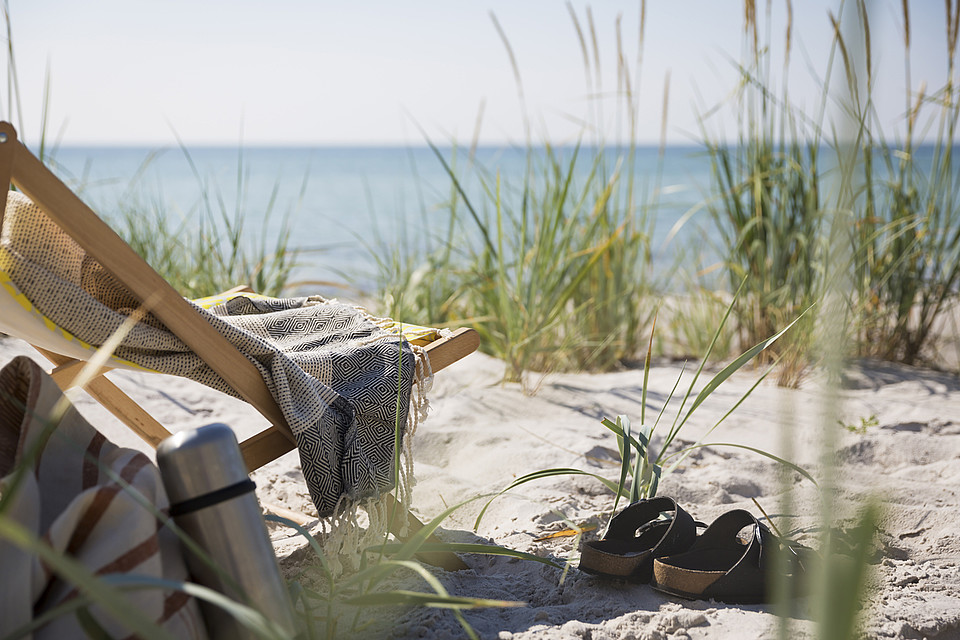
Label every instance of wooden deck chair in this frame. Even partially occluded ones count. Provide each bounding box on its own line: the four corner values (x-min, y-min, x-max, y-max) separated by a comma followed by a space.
0, 121, 478, 570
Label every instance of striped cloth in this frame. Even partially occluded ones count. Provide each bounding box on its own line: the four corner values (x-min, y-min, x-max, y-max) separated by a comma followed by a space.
0, 355, 207, 638
0, 191, 421, 516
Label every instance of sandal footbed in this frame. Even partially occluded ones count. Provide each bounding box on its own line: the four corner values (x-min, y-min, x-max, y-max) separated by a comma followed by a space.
579, 521, 670, 578
652, 547, 754, 600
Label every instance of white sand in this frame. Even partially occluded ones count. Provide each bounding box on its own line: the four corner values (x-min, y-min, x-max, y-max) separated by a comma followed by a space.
3, 336, 959, 639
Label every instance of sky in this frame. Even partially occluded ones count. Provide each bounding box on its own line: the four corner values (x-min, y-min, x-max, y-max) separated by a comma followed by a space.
4, 0, 952, 147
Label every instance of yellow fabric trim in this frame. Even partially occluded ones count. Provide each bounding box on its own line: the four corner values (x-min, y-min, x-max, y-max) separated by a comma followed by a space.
195, 291, 441, 346
0, 267, 156, 372
374, 320, 439, 346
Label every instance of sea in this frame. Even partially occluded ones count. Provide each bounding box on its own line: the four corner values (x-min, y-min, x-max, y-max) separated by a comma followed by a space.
47, 144, 741, 294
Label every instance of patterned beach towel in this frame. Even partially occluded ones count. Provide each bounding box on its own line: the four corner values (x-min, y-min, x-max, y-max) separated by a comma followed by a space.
0, 191, 422, 517
0, 355, 208, 638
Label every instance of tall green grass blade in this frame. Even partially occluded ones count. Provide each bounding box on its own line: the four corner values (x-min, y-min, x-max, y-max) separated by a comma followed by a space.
382, 498, 475, 566
631, 454, 645, 503
651, 364, 685, 434
343, 558, 483, 639
687, 311, 805, 417
4, 594, 97, 638
262, 515, 333, 580
660, 305, 807, 458
0, 408, 63, 519
662, 277, 746, 448
637, 423, 654, 449
600, 416, 649, 452
668, 442, 817, 487
647, 463, 661, 500
611, 415, 631, 514
633, 423, 654, 501
475, 469, 622, 530
602, 413, 666, 501
421, 133, 496, 258
345, 591, 524, 609
100, 576, 292, 640
816, 501, 880, 640
662, 356, 781, 472
641, 309, 657, 427
76, 607, 113, 640
371, 542, 562, 569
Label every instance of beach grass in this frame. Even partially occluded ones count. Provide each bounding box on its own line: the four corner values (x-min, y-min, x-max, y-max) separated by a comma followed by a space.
367, 0, 959, 386
694, 0, 960, 381
695, 0, 828, 386
661, 280, 738, 361
371, 6, 657, 389
849, 0, 960, 366
447, 141, 652, 386
112, 144, 302, 299
2, 0, 958, 637
373, 134, 655, 389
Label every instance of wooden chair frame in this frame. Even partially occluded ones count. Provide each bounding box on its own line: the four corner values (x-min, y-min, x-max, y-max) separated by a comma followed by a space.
0, 121, 478, 570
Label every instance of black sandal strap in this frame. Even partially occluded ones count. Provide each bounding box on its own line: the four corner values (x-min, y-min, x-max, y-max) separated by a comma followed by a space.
580, 497, 697, 582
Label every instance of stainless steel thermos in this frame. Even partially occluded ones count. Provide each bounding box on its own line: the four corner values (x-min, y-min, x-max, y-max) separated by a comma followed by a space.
157, 423, 297, 639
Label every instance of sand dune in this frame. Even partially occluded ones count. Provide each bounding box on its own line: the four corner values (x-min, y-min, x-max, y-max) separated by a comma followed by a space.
3, 336, 958, 639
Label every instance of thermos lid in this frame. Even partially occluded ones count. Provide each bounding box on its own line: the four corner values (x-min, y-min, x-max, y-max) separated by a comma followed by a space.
156, 423, 249, 504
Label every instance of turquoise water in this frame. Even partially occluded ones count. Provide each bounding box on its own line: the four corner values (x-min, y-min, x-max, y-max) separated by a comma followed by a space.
49, 144, 722, 292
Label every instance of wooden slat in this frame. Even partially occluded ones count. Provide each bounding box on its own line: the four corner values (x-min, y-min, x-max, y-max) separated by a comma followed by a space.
241, 427, 295, 471
37, 348, 173, 448
8, 140, 294, 444
0, 122, 15, 228
422, 327, 480, 372
48, 359, 114, 389
82, 377, 174, 448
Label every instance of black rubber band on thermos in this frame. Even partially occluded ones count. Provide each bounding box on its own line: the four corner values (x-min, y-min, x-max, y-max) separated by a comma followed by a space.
168, 478, 257, 517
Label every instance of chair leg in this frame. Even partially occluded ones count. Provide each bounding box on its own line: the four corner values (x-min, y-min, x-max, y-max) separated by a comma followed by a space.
79, 376, 174, 448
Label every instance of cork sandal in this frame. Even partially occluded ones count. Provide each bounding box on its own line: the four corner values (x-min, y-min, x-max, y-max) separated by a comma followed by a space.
579, 496, 698, 583
651, 509, 811, 604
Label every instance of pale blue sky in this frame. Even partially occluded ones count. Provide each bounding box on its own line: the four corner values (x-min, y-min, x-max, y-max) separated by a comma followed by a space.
5, 1, 950, 146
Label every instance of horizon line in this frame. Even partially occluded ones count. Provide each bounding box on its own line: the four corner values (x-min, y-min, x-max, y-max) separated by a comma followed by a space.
42, 140, 956, 153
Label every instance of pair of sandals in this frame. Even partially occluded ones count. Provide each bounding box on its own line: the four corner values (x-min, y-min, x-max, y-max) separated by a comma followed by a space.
578, 496, 811, 604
